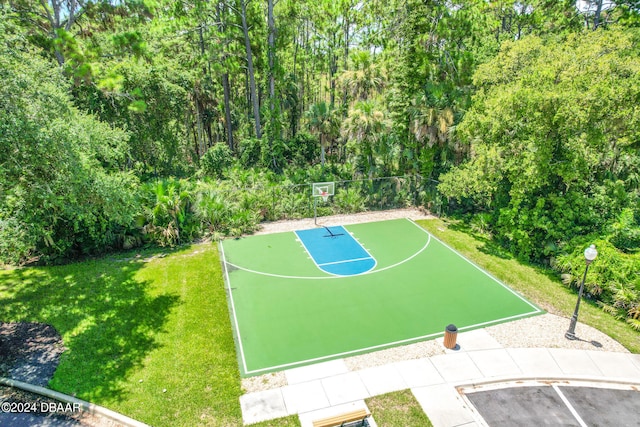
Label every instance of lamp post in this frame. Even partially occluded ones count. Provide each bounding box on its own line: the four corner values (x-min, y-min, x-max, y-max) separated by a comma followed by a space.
565, 244, 598, 340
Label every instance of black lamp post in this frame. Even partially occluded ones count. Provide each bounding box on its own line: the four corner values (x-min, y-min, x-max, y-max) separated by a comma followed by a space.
565, 244, 598, 340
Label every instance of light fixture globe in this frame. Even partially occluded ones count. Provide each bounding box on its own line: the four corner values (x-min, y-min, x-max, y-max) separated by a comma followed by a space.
584, 244, 597, 263
566, 243, 598, 340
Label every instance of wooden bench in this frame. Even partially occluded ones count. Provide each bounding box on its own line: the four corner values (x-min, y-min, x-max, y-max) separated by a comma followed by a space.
312, 408, 371, 427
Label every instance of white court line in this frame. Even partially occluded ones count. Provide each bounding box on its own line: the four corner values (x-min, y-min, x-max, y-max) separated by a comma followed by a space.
243, 309, 540, 375
225, 261, 335, 280
552, 385, 589, 427
318, 256, 374, 267
456, 310, 541, 331
218, 242, 249, 374
224, 220, 430, 375
416, 219, 542, 314
245, 330, 444, 374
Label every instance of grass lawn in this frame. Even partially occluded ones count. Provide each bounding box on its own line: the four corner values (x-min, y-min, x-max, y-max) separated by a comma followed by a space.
0, 243, 243, 426
0, 217, 636, 427
251, 416, 300, 426
366, 390, 433, 427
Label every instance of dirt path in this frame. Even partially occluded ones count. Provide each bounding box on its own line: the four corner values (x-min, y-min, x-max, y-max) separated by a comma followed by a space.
0, 323, 122, 426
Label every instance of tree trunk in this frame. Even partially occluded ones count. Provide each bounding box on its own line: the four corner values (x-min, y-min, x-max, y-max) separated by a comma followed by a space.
222, 73, 234, 151
240, 0, 262, 139
330, 58, 336, 107
300, 19, 309, 121
40, 0, 82, 65
329, 32, 337, 107
293, 33, 298, 76
268, 0, 276, 111
267, 0, 278, 169
217, 1, 234, 151
594, 0, 604, 29
291, 33, 299, 138
197, 25, 213, 150
194, 90, 205, 159
342, 10, 350, 114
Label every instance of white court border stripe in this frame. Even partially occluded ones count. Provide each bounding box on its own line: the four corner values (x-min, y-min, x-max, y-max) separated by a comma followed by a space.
218, 242, 249, 375
243, 310, 539, 375
552, 385, 588, 427
411, 218, 543, 314
240, 219, 540, 374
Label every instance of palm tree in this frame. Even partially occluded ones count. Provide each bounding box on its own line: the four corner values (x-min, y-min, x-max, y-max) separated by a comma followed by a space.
408, 93, 464, 171
341, 101, 389, 178
143, 179, 192, 246
409, 95, 454, 148
193, 186, 229, 233
338, 50, 385, 104
306, 102, 339, 168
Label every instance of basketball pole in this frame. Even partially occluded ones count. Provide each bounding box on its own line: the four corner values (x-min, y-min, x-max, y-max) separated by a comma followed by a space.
314, 196, 318, 226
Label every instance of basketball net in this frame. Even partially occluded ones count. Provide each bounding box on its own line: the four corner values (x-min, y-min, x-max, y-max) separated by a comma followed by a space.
320, 191, 329, 203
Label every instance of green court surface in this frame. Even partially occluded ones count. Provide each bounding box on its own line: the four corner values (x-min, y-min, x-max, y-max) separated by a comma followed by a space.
220, 219, 542, 377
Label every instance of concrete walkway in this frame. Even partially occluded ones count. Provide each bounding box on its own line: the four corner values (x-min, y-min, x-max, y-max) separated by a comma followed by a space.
239, 329, 640, 426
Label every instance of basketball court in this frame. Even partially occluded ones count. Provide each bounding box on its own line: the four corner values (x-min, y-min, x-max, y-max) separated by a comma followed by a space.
221, 212, 542, 377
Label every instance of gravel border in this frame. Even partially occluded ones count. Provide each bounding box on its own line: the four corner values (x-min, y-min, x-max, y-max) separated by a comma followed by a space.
485, 312, 628, 352
254, 207, 435, 235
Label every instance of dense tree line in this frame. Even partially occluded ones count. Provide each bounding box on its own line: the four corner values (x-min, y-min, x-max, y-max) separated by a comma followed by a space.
1, 1, 639, 324
437, 27, 640, 329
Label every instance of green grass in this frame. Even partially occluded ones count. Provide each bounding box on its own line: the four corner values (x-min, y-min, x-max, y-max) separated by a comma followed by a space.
0, 244, 243, 426
418, 218, 640, 353
250, 415, 301, 426
223, 218, 540, 376
366, 390, 433, 427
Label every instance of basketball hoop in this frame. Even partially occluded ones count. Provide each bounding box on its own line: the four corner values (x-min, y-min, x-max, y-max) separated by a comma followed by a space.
312, 181, 335, 225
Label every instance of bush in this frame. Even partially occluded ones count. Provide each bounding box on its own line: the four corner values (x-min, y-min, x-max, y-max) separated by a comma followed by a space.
192, 186, 231, 233
141, 179, 197, 247
609, 208, 640, 253
0, 31, 141, 264
200, 144, 233, 178
286, 132, 318, 166
0, 218, 36, 266
238, 138, 262, 168
555, 238, 640, 330
333, 187, 367, 214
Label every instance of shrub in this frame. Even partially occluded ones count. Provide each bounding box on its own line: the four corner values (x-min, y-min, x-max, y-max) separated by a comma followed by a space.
200, 144, 233, 178
555, 238, 640, 329
609, 208, 640, 253
141, 179, 197, 247
0, 32, 140, 264
286, 132, 318, 166
238, 138, 262, 168
333, 187, 367, 214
